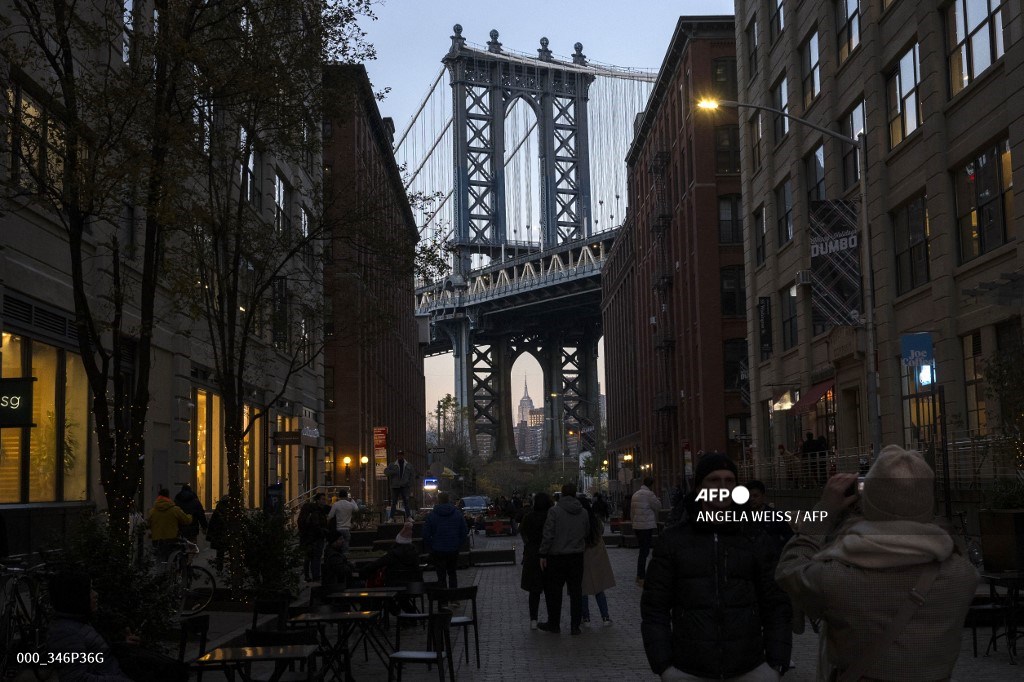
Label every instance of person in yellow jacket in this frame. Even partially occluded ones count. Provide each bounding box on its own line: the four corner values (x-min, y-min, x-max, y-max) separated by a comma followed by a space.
147, 487, 192, 561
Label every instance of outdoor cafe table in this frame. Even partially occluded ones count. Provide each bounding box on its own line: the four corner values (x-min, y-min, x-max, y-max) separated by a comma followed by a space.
290, 608, 383, 682
980, 571, 1024, 663
192, 644, 318, 682
327, 589, 402, 653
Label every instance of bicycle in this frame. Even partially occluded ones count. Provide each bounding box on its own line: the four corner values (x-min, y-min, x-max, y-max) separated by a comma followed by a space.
0, 556, 60, 677
165, 539, 216, 616
955, 510, 985, 570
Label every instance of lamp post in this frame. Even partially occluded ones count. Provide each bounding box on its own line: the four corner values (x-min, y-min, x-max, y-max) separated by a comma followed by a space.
343, 456, 352, 492
698, 99, 881, 459
360, 455, 369, 503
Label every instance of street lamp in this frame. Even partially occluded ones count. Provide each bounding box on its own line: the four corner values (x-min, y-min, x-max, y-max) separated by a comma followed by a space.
360, 455, 369, 503
698, 98, 881, 459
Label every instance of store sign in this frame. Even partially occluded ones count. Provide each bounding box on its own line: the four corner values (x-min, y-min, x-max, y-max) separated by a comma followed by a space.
0, 378, 34, 428
373, 427, 388, 480
901, 332, 934, 367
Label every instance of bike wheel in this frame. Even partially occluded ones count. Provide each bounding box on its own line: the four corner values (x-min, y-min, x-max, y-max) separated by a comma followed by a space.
180, 566, 216, 616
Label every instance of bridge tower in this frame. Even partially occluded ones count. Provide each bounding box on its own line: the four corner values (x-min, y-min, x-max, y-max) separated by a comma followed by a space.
436, 26, 602, 463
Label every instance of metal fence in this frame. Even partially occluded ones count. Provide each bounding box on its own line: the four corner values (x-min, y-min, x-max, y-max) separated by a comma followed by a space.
738, 436, 1022, 491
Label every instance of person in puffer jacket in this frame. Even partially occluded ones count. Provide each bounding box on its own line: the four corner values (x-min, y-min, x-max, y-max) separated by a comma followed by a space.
630, 476, 662, 585
538, 483, 590, 635
423, 492, 468, 588
641, 453, 792, 681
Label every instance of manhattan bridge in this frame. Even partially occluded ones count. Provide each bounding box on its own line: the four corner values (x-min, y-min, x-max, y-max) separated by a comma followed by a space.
399, 25, 654, 461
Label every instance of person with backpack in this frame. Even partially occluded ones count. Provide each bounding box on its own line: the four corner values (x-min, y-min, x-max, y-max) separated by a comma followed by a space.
297, 492, 330, 582
173, 484, 208, 542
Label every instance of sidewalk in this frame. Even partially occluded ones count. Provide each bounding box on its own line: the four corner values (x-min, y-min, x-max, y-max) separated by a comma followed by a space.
188, 532, 1019, 680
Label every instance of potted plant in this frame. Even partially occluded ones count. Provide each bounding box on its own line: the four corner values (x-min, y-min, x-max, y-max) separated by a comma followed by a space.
979, 477, 1024, 572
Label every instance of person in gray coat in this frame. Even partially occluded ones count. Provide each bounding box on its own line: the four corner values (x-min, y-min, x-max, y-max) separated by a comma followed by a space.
538, 483, 590, 635
385, 451, 415, 519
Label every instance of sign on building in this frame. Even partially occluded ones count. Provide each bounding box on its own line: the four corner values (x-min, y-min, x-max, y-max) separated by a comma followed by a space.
373, 427, 388, 480
0, 378, 34, 428
809, 200, 862, 331
758, 297, 773, 358
901, 332, 934, 367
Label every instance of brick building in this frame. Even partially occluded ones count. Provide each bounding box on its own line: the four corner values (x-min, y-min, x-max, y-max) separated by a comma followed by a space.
322, 65, 427, 506
603, 16, 748, 497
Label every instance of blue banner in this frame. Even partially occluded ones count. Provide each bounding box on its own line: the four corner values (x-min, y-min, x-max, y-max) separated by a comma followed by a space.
900, 332, 934, 367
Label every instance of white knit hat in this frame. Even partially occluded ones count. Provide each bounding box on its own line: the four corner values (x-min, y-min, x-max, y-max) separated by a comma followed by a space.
861, 445, 935, 523
395, 520, 414, 544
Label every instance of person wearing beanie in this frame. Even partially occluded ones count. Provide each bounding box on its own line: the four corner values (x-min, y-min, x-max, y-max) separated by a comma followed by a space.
641, 453, 792, 681
360, 520, 420, 585
775, 446, 977, 681
630, 475, 662, 587
423, 492, 469, 589
322, 529, 355, 588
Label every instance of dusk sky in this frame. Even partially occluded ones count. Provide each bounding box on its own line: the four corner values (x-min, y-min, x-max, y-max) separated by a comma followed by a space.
360, 0, 735, 419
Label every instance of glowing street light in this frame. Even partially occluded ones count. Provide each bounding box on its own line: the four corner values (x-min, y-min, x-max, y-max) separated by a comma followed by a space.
697, 97, 880, 460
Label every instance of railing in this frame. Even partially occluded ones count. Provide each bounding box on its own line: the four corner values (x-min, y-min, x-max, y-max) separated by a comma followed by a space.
738, 436, 1023, 491
284, 485, 351, 526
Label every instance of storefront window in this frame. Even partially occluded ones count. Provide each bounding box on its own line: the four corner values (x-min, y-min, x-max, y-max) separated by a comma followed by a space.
195, 389, 208, 507
1, 333, 89, 503
64, 353, 89, 500
242, 405, 263, 508
211, 393, 222, 501
29, 343, 59, 501
1, 333, 24, 502
901, 360, 939, 450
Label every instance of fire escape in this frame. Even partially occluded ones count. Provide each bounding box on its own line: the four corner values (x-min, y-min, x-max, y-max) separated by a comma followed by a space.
649, 150, 676, 463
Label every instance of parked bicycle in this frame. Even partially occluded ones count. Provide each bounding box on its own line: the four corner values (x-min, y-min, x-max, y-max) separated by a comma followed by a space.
165, 539, 216, 616
955, 510, 985, 569
0, 553, 62, 677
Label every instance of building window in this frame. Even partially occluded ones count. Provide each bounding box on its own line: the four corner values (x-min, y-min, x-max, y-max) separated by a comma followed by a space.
240, 127, 261, 208
0, 332, 90, 504
4, 87, 65, 194
955, 138, 1013, 261
325, 366, 335, 409
122, 1, 134, 63
893, 194, 931, 294
901, 357, 938, 450
770, 0, 785, 41
754, 206, 767, 266
963, 331, 987, 436
776, 179, 794, 246
749, 113, 763, 171
719, 195, 742, 244
274, 172, 291, 233
841, 100, 865, 188
805, 145, 825, 203
271, 277, 289, 350
724, 339, 749, 391
802, 32, 821, 108
712, 58, 738, 100
721, 266, 746, 316
837, 0, 861, 64
715, 126, 741, 174
772, 76, 789, 143
947, 0, 1006, 96
747, 18, 759, 79
887, 43, 923, 148
781, 284, 798, 349
241, 404, 263, 508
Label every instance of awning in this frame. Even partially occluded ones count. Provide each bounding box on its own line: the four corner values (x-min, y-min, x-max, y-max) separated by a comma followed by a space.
792, 381, 834, 414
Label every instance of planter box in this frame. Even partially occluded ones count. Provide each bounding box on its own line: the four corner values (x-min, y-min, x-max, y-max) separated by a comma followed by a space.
979, 509, 1024, 572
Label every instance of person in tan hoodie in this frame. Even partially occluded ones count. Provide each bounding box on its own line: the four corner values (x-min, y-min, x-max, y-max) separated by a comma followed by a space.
147, 487, 192, 561
775, 445, 977, 682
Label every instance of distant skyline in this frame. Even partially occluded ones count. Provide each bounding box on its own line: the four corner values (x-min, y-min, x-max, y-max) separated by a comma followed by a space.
359, 0, 735, 420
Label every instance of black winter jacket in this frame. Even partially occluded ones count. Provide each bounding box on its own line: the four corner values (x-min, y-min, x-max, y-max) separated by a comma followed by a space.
640, 502, 792, 678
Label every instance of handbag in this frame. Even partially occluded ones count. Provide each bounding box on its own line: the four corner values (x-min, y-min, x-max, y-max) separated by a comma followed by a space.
832, 561, 940, 682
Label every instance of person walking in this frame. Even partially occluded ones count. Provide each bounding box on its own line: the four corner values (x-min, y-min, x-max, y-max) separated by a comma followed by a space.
641, 453, 792, 681
173, 484, 208, 543
631, 475, 662, 587
520, 492, 552, 629
298, 492, 330, 583
422, 492, 468, 588
385, 451, 415, 520
326, 488, 359, 547
580, 497, 614, 627
538, 483, 590, 635
147, 487, 192, 561
775, 446, 978, 681
206, 495, 231, 573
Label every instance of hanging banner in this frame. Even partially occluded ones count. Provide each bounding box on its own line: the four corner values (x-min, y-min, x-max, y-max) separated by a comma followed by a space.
809, 200, 862, 331
373, 427, 388, 480
758, 297, 773, 358
901, 332, 934, 367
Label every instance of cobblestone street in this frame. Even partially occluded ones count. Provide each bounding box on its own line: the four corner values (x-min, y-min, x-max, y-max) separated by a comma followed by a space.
194, 532, 1020, 681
